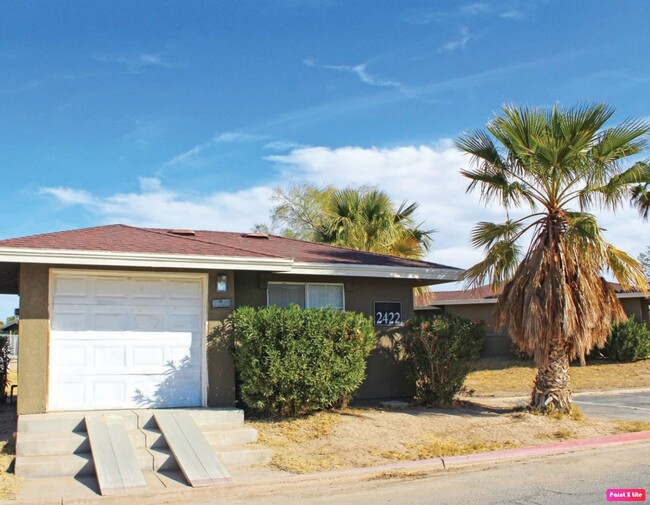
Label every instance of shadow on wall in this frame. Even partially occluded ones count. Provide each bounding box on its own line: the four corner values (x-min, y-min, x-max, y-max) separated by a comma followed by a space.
132, 356, 201, 408
355, 328, 414, 400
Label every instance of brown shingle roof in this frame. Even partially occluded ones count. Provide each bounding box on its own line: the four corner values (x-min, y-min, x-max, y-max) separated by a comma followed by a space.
0, 224, 460, 270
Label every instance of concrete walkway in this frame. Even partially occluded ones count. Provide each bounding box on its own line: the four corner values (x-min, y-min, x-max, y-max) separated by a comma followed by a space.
10, 429, 650, 505
10, 388, 650, 504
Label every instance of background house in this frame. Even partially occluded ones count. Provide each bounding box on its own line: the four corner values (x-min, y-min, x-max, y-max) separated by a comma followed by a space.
0, 224, 462, 415
415, 284, 650, 358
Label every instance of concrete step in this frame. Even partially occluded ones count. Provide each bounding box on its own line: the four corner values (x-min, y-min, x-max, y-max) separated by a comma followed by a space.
16, 431, 89, 456
214, 446, 272, 466
203, 427, 258, 447
15, 453, 94, 479
17, 408, 245, 433
135, 409, 245, 429
17, 414, 87, 434
136, 447, 179, 472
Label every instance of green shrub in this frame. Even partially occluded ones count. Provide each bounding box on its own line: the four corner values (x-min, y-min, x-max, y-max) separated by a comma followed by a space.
231, 305, 375, 417
0, 336, 10, 402
603, 317, 650, 362
403, 315, 486, 407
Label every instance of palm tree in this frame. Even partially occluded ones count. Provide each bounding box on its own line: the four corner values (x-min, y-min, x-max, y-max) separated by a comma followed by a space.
317, 187, 433, 259
456, 103, 650, 415
630, 162, 650, 219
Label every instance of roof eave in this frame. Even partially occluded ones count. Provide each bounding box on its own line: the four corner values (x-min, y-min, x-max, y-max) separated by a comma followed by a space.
289, 262, 463, 281
0, 247, 294, 272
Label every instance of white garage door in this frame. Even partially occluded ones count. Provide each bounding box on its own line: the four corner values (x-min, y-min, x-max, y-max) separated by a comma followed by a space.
49, 271, 206, 411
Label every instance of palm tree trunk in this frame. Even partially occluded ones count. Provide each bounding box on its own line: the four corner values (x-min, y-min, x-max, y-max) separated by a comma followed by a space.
531, 344, 572, 414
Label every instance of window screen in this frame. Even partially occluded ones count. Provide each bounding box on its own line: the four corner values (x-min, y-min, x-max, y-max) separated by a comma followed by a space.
267, 283, 305, 308
307, 284, 344, 309
267, 283, 344, 310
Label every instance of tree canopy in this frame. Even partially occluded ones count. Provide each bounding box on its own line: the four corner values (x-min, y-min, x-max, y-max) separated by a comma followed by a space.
457, 102, 649, 414
255, 185, 433, 259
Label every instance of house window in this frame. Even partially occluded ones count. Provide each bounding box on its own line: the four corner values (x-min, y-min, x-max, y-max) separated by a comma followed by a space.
267, 283, 345, 310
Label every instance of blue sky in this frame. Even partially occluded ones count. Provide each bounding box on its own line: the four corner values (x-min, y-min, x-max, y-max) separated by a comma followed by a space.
1, 0, 649, 319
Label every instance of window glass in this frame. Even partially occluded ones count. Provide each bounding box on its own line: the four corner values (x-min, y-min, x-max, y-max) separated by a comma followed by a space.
268, 283, 305, 308
307, 284, 344, 309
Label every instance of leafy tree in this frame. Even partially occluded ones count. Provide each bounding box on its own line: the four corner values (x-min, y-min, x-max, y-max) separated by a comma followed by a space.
253, 185, 335, 241
457, 102, 649, 415
639, 245, 650, 280
256, 185, 433, 259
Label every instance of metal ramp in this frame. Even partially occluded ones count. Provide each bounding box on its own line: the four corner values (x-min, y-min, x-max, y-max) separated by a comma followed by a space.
155, 411, 232, 486
85, 415, 147, 496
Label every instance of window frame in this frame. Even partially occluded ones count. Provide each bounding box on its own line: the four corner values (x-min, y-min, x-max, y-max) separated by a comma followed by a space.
266, 281, 345, 310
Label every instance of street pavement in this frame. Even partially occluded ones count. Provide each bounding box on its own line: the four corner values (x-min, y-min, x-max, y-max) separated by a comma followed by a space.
186, 442, 650, 505
574, 391, 650, 420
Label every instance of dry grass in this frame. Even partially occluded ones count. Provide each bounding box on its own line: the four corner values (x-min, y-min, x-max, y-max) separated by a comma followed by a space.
0, 363, 19, 500
248, 410, 351, 473
252, 403, 631, 474
612, 420, 650, 433
375, 434, 516, 461
0, 404, 19, 500
465, 358, 650, 397
4, 369, 16, 398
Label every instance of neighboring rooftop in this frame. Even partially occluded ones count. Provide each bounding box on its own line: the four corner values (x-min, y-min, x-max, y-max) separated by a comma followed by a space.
416, 282, 649, 308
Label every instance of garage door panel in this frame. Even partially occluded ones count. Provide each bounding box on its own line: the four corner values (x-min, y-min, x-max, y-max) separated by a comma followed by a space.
166, 280, 202, 300
49, 273, 205, 411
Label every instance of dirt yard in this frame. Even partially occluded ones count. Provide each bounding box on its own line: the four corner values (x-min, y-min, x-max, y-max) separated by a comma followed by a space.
250, 402, 650, 474
0, 403, 18, 500
464, 358, 650, 397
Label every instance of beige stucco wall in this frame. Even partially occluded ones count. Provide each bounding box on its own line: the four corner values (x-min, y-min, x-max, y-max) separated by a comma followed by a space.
205, 270, 237, 407
424, 296, 650, 359
235, 271, 418, 400
17, 264, 50, 415
16, 264, 238, 414
620, 298, 650, 326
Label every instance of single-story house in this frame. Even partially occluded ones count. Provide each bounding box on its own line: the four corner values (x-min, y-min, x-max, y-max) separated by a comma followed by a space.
415, 284, 650, 358
0, 224, 462, 415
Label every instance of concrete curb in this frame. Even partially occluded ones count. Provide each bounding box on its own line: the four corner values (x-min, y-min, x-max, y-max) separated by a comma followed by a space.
471, 387, 650, 404
8, 430, 650, 505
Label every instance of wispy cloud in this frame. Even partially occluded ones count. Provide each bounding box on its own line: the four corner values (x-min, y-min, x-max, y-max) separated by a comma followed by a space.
263, 140, 306, 151
214, 131, 269, 143
404, 2, 527, 24
459, 3, 490, 15
163, 145, 204, 167
303, 58, 403, 89
96, 52, 175, 73
500, 9, 525, 19
439, 26, 472, 52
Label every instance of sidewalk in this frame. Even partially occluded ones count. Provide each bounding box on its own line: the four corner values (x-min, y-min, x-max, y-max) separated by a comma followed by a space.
10, 430, 650, 505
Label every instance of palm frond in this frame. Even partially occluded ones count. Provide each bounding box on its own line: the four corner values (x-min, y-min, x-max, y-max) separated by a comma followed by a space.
470, 220, 524, 249
606, 244, 649, 293
460, 239, 521, 290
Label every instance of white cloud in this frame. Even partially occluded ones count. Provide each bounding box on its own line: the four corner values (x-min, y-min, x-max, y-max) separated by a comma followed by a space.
40, 177, 274, 232
267, 141, 503, 268
40, 142, 650, 273
38, 187, 96, 205
440, 26, 471, 52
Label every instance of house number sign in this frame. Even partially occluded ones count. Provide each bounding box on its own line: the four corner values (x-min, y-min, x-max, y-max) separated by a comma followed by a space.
374, 301, 402, 326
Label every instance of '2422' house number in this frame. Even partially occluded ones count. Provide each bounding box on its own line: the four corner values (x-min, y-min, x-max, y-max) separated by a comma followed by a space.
374, 301, 402, 326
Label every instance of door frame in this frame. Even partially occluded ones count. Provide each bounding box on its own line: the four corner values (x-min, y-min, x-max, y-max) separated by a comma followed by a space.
48, 268, 209, 411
